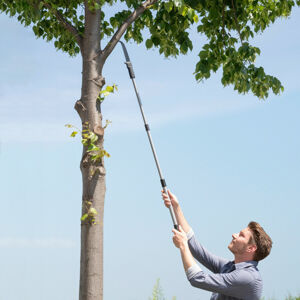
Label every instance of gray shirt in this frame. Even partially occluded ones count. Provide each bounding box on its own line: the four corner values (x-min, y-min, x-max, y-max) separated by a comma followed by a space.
185, 230, 262, 300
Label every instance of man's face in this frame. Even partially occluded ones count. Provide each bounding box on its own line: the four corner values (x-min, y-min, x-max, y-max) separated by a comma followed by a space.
228, 227, 255, 255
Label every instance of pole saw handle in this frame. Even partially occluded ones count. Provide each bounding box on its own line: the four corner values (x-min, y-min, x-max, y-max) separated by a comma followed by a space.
119, 40, 179, 230
162, 185, 179, 230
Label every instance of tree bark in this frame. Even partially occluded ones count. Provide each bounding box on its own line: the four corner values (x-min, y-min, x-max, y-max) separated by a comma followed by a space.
75, 1, 154, 299
77, 4, 106, 300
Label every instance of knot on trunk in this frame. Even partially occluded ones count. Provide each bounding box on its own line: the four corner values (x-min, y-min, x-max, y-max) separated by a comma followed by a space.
80, 153, 90, 169
97, 166, 106, 175
74, 99, 86, 120
88, 166, 106, 180
92, 75, 105, 88
94, 125, 104, 139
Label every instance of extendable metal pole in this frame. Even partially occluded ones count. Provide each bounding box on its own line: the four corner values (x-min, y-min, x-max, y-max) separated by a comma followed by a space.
119, 41, 178, 229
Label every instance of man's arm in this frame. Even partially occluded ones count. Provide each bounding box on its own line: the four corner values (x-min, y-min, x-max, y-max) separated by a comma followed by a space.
172, 225, 196, 271
163, 190, 228, 273
162, 190, 191, 233
188, 232, 228, 273
186, 267, 259, 299
173, 228, 259, 300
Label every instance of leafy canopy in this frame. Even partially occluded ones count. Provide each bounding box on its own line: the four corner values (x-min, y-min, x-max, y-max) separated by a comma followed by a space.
1, 0, 299, 98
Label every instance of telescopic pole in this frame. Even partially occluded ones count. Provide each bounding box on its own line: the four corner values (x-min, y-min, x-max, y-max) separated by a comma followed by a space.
119, 41, 179, 230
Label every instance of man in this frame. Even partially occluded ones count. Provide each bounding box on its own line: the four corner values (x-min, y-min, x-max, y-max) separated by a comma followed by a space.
162, 190, 273, 300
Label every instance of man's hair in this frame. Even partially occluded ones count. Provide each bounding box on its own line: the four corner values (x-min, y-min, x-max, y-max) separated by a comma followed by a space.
248, 221, 272, 262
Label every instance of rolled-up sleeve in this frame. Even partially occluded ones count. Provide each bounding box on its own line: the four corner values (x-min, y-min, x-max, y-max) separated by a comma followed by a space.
186, 268, 257, 299
185, 264, 202, 280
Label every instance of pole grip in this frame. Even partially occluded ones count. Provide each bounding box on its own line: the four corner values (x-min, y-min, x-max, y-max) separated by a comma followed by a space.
162, 186, 179, 229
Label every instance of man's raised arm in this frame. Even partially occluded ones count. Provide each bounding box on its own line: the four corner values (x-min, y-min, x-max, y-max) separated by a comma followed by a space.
162, 190, 191, 234
162, 190, 228, 274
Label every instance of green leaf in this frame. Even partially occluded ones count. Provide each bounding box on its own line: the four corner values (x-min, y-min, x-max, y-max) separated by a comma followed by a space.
173, 0, 182, 7
88, 207, 98, 216
104, 151, 110, 158
100, 90, 110, 97
94, 3, 101, 10
97, 95, 105, 102
91, 154, 101, 162
164, 2, 173, 12
70, 131, 78, 137
81, 214, 88, 221
81, 139, 88, 146
38, 2, 44, 10
146, 39, 153, 49
103, 119, 112, 129
89, 132, 98, 144
106, 85, 114, 93
87, 144, 100, 152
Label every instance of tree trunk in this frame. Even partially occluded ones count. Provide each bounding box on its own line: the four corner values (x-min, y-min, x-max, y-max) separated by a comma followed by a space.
76, 5, 106, 300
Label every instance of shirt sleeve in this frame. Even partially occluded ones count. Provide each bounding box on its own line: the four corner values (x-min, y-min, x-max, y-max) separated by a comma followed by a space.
187, 229, 228, 274
186, 267, 256, 299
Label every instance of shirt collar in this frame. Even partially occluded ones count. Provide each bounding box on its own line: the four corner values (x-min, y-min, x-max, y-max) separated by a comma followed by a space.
234, 260, 258, 270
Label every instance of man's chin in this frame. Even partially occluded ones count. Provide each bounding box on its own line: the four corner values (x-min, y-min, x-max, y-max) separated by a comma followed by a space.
228, 243, 234, 253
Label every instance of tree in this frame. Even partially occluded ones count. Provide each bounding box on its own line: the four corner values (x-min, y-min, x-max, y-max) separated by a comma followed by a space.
0, 0, 299, 299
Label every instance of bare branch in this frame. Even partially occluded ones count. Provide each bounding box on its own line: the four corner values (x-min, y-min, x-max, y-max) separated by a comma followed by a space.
43, 2, 83, 50
101, 0, 158, 64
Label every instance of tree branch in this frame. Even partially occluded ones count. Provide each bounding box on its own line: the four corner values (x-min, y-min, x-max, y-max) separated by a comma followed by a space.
43, 2, 83, 50
101, 0, 158, 64
231, 0, 243, 44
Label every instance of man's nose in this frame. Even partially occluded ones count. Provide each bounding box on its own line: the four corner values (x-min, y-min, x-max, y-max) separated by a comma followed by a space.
232, 233, 238, 239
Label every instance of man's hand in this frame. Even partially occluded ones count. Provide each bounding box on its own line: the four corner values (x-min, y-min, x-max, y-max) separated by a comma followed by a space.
161, 189, 179, 209
162, 189, 191, 234
172, 225, 188, 249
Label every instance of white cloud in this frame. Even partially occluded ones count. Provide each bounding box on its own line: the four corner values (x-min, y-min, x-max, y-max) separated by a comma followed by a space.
0, 237, 76, 249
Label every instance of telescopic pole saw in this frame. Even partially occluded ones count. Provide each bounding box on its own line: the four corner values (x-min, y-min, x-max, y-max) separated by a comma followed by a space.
119, 41, 179, 230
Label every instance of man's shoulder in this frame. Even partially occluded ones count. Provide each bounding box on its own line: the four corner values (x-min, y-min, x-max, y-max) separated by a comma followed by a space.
237, 264, 262, 285
239, 266, 263, 299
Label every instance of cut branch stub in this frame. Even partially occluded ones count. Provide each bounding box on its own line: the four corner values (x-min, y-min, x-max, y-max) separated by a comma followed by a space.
94, 125, 104, 138
74, 99, 87, 120
80, 153, 90, 169
91, 75, 105, 88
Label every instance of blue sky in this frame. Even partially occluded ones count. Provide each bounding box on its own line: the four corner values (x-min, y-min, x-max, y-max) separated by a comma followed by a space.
0, 6, 300, 300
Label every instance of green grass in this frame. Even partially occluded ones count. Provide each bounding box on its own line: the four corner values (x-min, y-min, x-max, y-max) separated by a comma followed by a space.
148, 279, 176, 300
261, 296, 300, 300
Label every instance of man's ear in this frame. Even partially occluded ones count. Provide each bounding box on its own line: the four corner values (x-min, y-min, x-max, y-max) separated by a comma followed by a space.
247, 244, 257, 253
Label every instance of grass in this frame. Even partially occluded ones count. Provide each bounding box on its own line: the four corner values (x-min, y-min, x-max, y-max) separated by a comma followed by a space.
148, 279, 176, 300
261, 296, 300, 300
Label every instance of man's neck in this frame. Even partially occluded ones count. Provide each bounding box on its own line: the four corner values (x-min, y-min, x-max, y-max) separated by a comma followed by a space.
234, 254, 253, 264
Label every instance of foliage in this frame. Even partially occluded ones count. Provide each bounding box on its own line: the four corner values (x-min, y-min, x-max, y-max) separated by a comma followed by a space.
97, 84, 118, 102
149, 279, 176, 300
1, 1, 299, 99
260, 295, 300, 300
65, 123, 111, 163
81, 200, 98, 225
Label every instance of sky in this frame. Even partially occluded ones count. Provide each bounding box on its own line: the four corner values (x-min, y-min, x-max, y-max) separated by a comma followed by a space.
0, 5, 300, 300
